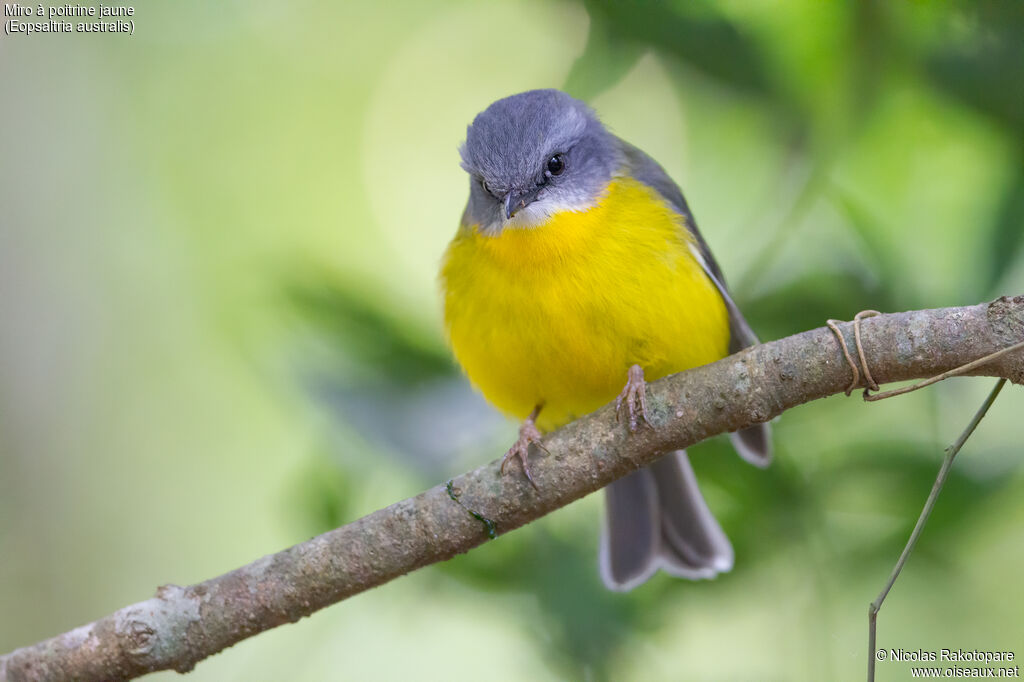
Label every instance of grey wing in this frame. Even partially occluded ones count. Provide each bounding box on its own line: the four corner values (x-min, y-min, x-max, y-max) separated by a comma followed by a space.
618, 138, 771, 467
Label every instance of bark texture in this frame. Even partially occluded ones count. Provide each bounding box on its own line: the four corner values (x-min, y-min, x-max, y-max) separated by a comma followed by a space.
2, 297, 1022, 682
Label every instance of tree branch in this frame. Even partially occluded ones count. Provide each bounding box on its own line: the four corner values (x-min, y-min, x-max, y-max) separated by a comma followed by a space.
3, 297, 1023, 682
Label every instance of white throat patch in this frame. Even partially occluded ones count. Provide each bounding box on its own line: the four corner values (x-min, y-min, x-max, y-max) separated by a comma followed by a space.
482, 194, 601, 235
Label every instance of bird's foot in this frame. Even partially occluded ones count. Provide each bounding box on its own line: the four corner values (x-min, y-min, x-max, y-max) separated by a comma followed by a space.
615, 364, 650, 432
501, 414, 547, 489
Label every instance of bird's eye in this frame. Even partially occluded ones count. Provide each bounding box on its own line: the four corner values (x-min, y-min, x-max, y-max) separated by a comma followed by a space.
480, 178, 492, 194
546, 154, 565, 176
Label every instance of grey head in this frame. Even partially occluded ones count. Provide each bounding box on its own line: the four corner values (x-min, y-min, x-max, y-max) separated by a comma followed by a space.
459, 89, 622, 234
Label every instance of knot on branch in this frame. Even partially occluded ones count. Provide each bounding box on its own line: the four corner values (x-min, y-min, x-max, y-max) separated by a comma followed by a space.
116, 620, 155, 657
113, 586, 202, 674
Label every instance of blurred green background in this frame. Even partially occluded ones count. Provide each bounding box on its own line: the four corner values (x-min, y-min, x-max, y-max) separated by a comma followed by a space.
2, 1, 1023, 680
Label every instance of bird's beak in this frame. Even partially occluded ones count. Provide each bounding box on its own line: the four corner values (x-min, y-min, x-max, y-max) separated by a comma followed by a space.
503, 186, 542, 219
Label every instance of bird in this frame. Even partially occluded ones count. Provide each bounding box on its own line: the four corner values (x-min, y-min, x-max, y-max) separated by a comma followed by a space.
439, 89, 771, 591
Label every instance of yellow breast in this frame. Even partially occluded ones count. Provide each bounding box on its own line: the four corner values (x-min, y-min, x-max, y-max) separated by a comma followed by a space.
440, 177, 729, 432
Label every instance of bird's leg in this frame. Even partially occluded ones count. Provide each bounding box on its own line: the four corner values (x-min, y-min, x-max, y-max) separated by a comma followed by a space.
501, 404, 546, 489
615, 364, 651, 432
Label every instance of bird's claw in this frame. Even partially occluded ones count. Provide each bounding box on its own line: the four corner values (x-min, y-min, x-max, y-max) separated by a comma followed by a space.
501, 420, 545, 489
615, 364, 650, 432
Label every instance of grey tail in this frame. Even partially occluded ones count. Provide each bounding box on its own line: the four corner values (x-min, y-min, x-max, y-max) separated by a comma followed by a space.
730, 423, 772, 468
600, 450, 734, 591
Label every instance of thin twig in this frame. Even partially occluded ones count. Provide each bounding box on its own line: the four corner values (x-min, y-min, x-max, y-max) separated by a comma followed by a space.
864, 339, 1024, 402
867, 378, 1007, 682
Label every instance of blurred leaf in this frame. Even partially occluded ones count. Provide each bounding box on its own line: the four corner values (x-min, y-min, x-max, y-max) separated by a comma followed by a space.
563, 5, 645, 101
849, 0, 894, 118
828, 183, 923, 309
578, 0, 773, 98
742, 270, 893, 342
286, 274, 509, 477
437, 520, 663, 682
307, 376, 506, 477
925, 0, 1024, 135
986, 169, 1024, 293
286, 276, 455, 387
814, 438, 1019, 577
285, 452, 357, 535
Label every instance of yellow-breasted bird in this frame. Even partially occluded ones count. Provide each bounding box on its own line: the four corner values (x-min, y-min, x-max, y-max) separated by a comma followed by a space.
440, 89, 771, 590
